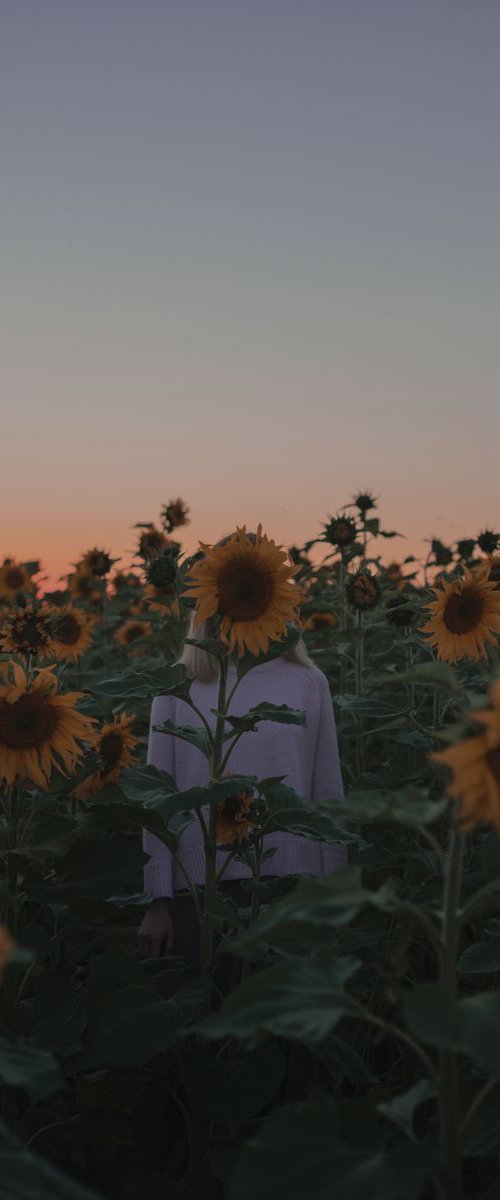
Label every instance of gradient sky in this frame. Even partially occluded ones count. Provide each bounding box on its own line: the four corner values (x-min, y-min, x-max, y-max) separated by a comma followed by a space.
2, 0, 499, 590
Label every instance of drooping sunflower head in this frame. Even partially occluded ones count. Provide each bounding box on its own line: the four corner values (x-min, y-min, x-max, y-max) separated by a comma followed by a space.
136, 524, 177, 561
183, 525, 305, 658
161, 497, 191, 533
418, 560, 500, 663
0, 602, 57, 658
215, 791, 259, 847
44, 604, 96, 663
79, 548, 116, 578
71, 710, 142, 800
346, 569, 381, 612
0, 662, 99, 790
0, 560, 37, 604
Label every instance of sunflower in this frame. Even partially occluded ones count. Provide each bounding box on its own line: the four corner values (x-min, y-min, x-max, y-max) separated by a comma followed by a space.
302, 611, 338, 631
112, 571, 142, 593
183, 524, 305, 658
0, 560, 36, 603
78, 548, 116, 578
418, 560, 500, 663
352, 490, 378, 515
0, 603, 57, 657
321, 514, 359, 550
429, 678, 500, 833
136, 524, 175, 561
67, 570, 102, 604
0, 925, 15, 977
216, 791, 259, 847
477, 529, 499, 556
115, 619, 153, 647
0, 662, 99, 790
71, 710, 142, 801
43, 604, 96, 663
161, 497, 191, 533
143, 584, 181, 617
346, 569, 381, 612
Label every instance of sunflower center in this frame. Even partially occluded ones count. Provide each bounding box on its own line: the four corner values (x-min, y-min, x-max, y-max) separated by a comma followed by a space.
486, 745, 500, 785
218, 563, 274, 622
6, 568, 26, 590
100, 731, 123, 771
0, 694, 59, 749
126, 624, 143, 642
54, 615, 81, 645
443, 587, 485, 634
14, 618, 47, 651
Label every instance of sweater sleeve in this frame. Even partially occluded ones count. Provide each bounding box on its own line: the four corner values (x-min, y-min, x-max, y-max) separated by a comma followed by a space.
142, 695, 176, 900
310, 672, 348, 873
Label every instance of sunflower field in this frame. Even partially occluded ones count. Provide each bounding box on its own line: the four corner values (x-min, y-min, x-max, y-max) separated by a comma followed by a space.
2, 494, 500, 1200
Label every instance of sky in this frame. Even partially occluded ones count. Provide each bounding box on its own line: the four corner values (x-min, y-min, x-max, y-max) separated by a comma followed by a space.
1, 0, 499, 591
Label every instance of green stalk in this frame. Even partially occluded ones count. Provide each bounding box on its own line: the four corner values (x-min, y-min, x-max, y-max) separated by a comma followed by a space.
438, 818, 464, 1200
200, 655, 229, 975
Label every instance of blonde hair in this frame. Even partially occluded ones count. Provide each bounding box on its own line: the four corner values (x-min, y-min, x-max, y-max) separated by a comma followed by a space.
177, 528, 317, 683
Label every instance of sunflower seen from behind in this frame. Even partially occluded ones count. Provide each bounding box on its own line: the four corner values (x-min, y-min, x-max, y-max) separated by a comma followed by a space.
183, 524, 305, 658
0, 663, 98, 790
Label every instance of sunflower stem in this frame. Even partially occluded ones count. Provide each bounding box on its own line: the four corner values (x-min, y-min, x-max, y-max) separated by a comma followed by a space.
438, 815, 464, 1200
200, 655, 229, 981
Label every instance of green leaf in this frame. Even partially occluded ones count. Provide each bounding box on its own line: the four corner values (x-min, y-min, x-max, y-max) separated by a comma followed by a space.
217, 703, 306, 736
72, 984, 204, 1069
87, 660, 192, 703
146, 774, 259, 821
119, 762, 177, 803
229, 1094, 437, 1200
0, 1117, 103, 1199
200, 948, 361, 1045
24, 970, 87, 1058
378, 662, 461, 694
402, 982, 500, 1072
151, 717, 212, 758
225, 865, 398, 955
458, 937, 500, 974
178, 1040, 286, 1133
0, 1037, 62, 1101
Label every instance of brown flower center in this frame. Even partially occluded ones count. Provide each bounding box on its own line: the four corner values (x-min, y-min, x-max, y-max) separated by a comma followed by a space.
443, 586, 485, 634
100, 731, 123, 771
218, 562, 274, 622
486, 745, 500, 785
125, 624, 143, 642
54, 615, 81, 645
12, 617, 48, 651
5, 568, 26, 590
0, 694, 59, 749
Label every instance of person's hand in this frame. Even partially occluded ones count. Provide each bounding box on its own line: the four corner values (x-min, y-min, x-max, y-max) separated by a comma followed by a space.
138, 898, 174, 958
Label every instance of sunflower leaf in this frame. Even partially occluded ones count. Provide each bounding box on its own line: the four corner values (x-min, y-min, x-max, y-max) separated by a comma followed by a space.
152, 718, 212, 758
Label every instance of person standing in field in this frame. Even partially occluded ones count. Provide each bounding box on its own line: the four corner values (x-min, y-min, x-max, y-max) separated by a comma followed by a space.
137, 526, 347, 968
